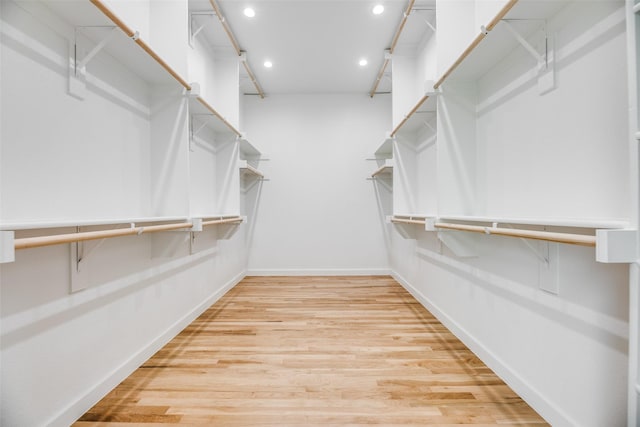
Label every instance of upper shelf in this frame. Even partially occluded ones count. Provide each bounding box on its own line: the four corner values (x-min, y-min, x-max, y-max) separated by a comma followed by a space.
0, 215, 189, 231
239, 138, 262, 160
436, 214, 629, 230
435, 0, 569, 86
189, 96, 241, 137
44, 0, 189, 88
391, 94, 437, 137
371, 159, 393, 178
374, 136, 394, 158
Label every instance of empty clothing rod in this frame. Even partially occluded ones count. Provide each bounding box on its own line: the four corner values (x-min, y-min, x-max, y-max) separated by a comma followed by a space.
14, 222, 194, 250
89, 0, 192, 91
434, 222, 596, 247
241, 164, 265, 178
392, 218, 427, 225
370, 0, 416, 97
391, 94, 430, 136
202, 217, 244, 227
433, 0, 519, 89
196, 97, 241, 136
208, 0, 265, 98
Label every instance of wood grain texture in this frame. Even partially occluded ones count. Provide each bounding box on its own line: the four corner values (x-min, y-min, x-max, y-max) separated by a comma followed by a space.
74, 276, 548, 426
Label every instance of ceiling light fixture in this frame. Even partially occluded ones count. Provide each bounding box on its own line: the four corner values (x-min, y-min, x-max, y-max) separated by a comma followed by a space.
359, 58, 368, 66
372, 4, 384, 15
243, 7, 255, 18
264, 60, 273, 68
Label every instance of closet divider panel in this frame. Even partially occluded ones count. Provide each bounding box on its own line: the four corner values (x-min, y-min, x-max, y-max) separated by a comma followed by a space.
149, 84, 190, 218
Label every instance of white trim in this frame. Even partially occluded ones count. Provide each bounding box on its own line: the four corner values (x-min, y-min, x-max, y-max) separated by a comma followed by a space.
391, 270, 578, 427
48, 270, 246, 427
246, 268, 391, 276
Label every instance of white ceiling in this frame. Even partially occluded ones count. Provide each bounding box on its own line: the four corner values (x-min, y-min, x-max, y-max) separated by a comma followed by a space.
190, 0, 435, 95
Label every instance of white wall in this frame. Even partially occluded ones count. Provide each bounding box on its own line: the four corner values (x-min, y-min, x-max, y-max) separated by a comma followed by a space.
243, 94, 391, 275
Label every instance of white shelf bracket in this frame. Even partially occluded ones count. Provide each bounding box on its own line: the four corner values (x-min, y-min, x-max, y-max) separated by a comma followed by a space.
69, 26, 117, 99
501, 223, 550, 264
0, 231, 15, 263
501, 19, 554, 94
75, 26, 118, 74
189, 12, 216, 47
501, 20, 546, 69
70, 226, 106, 293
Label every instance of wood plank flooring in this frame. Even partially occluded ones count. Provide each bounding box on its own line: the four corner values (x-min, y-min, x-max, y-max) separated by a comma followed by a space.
74, 276, 548, 426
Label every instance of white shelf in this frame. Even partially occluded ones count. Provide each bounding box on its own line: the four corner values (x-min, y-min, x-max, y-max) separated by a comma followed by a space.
371, 159, 393, 178
0, 216, 190, 231
239, 160, 265, 178
392, 94, 437, 137
437, 215, 629, 230
43, 1, 186, 87
393, 213, 432, 219
374, 136, 394, 158
239, 138, 263, 160
189, 97, 240, 136
442, 0, 569, 83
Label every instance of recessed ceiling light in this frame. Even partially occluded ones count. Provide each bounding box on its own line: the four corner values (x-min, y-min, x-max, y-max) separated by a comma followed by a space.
243, 7, 255, 18
372, 4, 384, 15
359, 58, 368, 66
264, 60, 273, 68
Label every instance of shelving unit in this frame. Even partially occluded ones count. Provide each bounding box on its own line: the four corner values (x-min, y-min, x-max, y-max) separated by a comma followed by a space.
0, 0, 264, 263
373, 0, 631, 251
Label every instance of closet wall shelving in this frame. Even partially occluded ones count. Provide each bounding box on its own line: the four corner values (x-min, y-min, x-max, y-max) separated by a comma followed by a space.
371, 0, 633, 258
0, 0, 264, 264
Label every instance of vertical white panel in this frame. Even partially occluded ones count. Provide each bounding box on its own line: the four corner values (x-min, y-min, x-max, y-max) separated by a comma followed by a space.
213, 56, 240, 130
149, 1, 188, 79
391, 54, 417, 129
150, 84, 190, 217
436, 0, 476, 78
436, 81, 477, 215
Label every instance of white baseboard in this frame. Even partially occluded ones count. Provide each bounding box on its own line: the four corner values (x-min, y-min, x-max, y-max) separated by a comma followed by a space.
391, 270, 576, 427
246, 268, 391, 276
49, 270, 246, 427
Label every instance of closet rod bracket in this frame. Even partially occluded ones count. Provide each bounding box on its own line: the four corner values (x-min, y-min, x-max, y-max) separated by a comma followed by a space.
70, 26, 117, 99
501, 19, 548, 71
189, 12, 216, 47
596, 229, 639, 263
0, 231, 15, 263
73, 26, 118, 75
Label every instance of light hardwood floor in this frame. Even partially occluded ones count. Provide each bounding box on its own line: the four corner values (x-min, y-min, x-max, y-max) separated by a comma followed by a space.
74, 276, 548, 426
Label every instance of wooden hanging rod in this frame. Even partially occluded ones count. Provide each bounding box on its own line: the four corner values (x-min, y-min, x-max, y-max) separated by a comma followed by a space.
433, 0, 519, 89
14, 222, 194, 250
370, 0, 416, 97
240, 163, 265, 178
208, 0, 265, 98
434, 222, 596, 247
371, 164, 392, 178
390, 94, 430, 137
202, 217, 244, 227
391, 218, 427, 225
196, 97, 241, 137
89, 0, 192, 91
